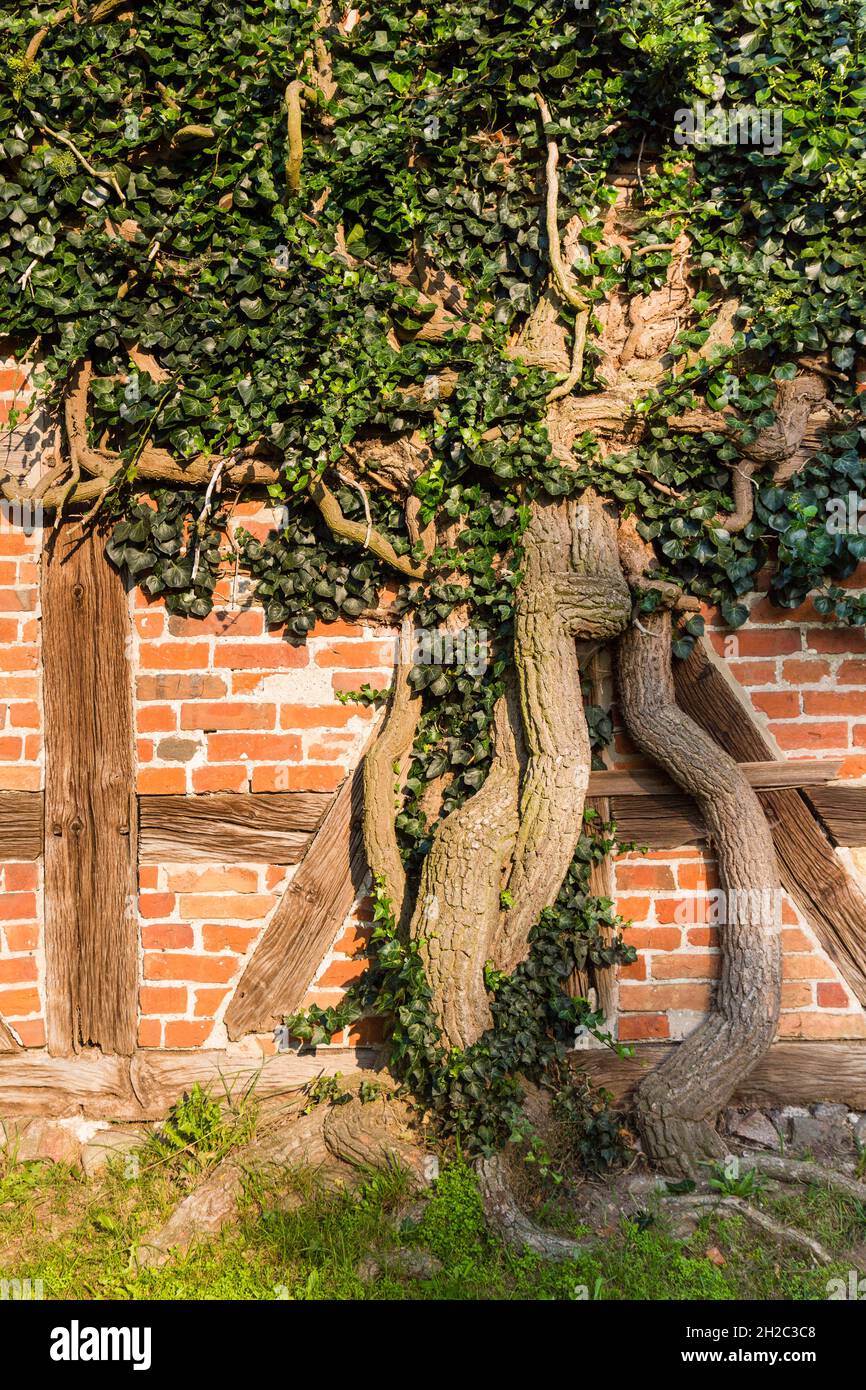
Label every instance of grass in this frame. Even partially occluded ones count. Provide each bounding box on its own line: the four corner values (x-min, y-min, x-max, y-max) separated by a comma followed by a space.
0, 1148, 862, 1301
0, 1088, 862, 1301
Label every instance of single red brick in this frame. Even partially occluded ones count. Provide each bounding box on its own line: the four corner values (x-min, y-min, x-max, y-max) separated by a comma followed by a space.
316, 640, 394, 669
137, 706, 177, 733
192, 764, 250, 792
0, 957, 37, 984
201, 923, 259, 953
837, 660, 866, 685
317, 959, 367, 988
179, 894, 272, 920
805, 627, 866, 654
144, 953, 237, 983
802, 691, 866, 716
139, 641, 212, 670
771, 721, 849, 751
4, 863, 36, 891
3, 924, 38, 951
0, 892, 37, 920
193, 987, 231, 1017
213, 642, 308, 670
612, 896, 652, 922
617, 1013, 670, 1042
753, 691, 799, 719
726, 629, 801, 657
138, 1018, 162, 1047
651, 952, 720, 980
207, 732, 302, 762
817, 982, 849, 1009
330, 670, 391, 696
779, 1012, 866, 1039
781, 982, 813, 1009
783, 658, 831, 684
140, 985, 188, 1015
165, 1020, 214, 1048
137, 674, 227, 701
619, 957, 646, 981
729, 660, 778, 686
137, 767, 187, 794
615, 863, 676, 891
252, 764, 344, 792
167, 867, 259, 893
618, 983, 712, 1012
0, 986, 40, 1016
138, 893, 177, 920
141, 923, 194, 949
14, 1018, 46, 1047
180, 701, 276, 731
622, 926, 682, 950
168, 610, 264, 638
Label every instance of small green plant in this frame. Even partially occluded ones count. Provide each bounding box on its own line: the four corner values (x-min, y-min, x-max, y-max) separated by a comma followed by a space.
143, 1083, 256, 1175
706, 1161, 766, 1199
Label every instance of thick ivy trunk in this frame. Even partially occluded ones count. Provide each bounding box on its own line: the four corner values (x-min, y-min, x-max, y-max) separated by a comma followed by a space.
403, 493, 630, 1049
616, 610, 783, 1177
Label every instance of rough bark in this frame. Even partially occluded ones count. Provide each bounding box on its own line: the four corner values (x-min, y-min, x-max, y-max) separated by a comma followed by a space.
362, 650, 422, 927
496, 492, 631, 974
409, 680, 522, 1049
616, 609, 783, 1177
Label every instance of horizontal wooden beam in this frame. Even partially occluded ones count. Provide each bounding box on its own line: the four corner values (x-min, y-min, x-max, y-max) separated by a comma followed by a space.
587, 759, 843, 797
574, 1041, 866, 1110
807, 785, 866, 848
138, 790, 332, 864
0, 1047, 383, 1118
0, 791, 43, 862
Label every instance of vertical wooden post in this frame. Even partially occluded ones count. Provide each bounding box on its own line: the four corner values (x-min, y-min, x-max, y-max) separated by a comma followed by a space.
42, 525, 138, 1055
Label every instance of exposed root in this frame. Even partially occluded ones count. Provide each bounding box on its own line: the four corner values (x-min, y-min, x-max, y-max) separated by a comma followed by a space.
746, 1152, 866, 1205
477, 1154, 591, 1260
664, 1194, 834, 1266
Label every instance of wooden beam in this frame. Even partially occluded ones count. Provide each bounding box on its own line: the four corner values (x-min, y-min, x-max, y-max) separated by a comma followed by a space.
574, 1041, 866, 1110
138, 790, 331, 864
674, 640, 866, 1005
0, 1048, 382, 1118
0, 1041, 859, 1118
0, 1017, 20, 1052
807, 784, 866, 848
0, 791, 43, 861
42, 525, 138, 1056
225, 755, 370, 1040
587, 759, 842, 797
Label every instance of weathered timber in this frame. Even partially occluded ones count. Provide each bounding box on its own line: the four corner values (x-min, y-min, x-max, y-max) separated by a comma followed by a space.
807, 784, 866, 848
674, 640, 866, 1005
42, 525, 138, 1055
609, 792, 706, 849
138, 790, 331, 864
586, 759, 842, 797
0, 1017, 20, 1051
224, 758, 369, 1040
0, 1048, 382, 1118
573, 1041, 866, 1111
0, 791, 43, 861
0, 1043, 861, 1118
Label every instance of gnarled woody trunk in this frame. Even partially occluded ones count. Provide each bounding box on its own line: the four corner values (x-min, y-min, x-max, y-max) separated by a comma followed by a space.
397, 492, 630, 1049
616, 609, 783, 1177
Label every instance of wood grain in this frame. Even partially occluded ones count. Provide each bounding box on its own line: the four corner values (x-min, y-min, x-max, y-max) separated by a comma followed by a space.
42, 526, 138, 1056
0, 791, 43, 861
0, 1017, 20, 1052
0, 1048, 382, 1118
224, 758, 370, 1040
138, 790, 330, 863
808, 785, 866, 848
587, 759, 842, 797
674, 640, 866, 1005
573, 1041, 866, 1110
